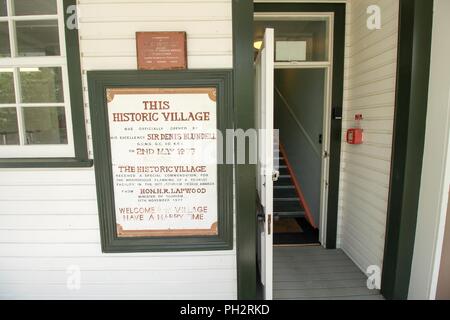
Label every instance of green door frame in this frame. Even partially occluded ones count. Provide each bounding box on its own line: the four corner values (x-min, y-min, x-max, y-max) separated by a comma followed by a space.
381, 0, 434, 300
234, 0, 434, 300
232, 1, 345, 299
233, 0, 257, 300
253, 2, 346, 250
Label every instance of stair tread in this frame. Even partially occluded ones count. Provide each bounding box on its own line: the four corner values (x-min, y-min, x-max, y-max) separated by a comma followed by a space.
274, 197, 300, 201
274, 204, 304, 211
272, 148, 306, 221
274, 185, 295, 189
274, 211, 305, 218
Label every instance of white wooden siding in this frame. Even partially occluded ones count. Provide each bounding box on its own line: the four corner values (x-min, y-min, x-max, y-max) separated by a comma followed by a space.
0, 0, 235, 300
337, 0, 399, 276
0, 169, 237, 299
78, 0, 232, 157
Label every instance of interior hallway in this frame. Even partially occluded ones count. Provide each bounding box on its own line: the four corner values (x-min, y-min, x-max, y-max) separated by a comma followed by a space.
273, 246, 384, 300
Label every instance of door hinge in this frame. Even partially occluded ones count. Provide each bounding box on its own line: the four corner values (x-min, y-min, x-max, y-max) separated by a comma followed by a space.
324, 151, 329, 158
272, 170, 280, 182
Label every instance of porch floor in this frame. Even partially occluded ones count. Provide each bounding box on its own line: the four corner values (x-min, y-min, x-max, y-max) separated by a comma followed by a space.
273, 245, 384, 300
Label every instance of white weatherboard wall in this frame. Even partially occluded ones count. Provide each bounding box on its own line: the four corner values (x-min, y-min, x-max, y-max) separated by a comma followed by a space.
337, 0, 399, 275
0, 0, 235, 299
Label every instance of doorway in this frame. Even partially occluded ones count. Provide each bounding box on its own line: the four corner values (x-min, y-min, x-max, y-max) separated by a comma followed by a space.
254, 3, 346, 300
254, 13, 334, 246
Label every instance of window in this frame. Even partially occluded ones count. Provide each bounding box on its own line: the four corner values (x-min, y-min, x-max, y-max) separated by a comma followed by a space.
254, 15, 331, 63
0, 0, 89, 165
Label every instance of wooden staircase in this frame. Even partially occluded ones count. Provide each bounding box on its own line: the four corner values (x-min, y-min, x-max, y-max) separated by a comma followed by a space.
273, 148, 306, 220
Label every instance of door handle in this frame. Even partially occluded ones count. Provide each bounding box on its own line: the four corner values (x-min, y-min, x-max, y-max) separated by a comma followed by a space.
256, 194, 265, 222
257, 211, 265, 222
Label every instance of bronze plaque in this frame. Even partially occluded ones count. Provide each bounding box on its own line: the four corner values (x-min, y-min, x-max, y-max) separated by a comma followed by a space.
136, 32, 187, 70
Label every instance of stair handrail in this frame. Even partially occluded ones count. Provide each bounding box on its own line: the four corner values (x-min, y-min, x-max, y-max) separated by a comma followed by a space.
275, 86, 322, 158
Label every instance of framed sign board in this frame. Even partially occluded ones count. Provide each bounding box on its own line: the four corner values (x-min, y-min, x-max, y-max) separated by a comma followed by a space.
88, 70, 233, 252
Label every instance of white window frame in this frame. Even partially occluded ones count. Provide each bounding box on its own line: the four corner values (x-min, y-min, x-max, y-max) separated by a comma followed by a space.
0, 0, 75, 158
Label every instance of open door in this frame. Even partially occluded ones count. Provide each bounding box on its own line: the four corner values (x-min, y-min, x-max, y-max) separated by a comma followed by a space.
255, 28, 275, 300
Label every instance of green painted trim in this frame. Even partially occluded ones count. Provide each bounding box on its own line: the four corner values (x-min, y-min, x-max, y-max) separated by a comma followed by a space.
381, 0, 434, 300
64, 0, 90, 162
233, 0, 257, 300
254, 3, 346, 249
0, 0, 91, 168
87, 70, 234, 252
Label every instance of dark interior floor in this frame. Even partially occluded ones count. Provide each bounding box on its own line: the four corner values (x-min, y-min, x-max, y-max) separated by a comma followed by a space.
274, 217, 319, 245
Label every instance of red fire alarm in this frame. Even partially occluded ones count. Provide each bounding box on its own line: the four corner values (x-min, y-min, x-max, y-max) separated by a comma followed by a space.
346, 114, 364, 145
347, 128, 364, 144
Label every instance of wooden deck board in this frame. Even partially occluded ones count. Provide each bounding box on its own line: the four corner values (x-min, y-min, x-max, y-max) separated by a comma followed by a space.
274, 272, 366, 283
273, 246, 384, 300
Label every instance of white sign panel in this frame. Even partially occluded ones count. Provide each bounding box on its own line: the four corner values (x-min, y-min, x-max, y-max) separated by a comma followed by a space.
106, 88, 218, 237
276, 41, 307, 61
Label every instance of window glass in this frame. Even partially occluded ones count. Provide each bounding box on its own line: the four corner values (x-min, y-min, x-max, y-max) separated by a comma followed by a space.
20, 67, 64, 103
23, 107, 67, 145
16, 20, 60, 56
13, 0, 57, 16
254, 18, 330, 62
0, 108, 19, 145
0, 69, 15, 103
0, 22, 10, 57
0, 0, 7, 16
0, 0, 80, 159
